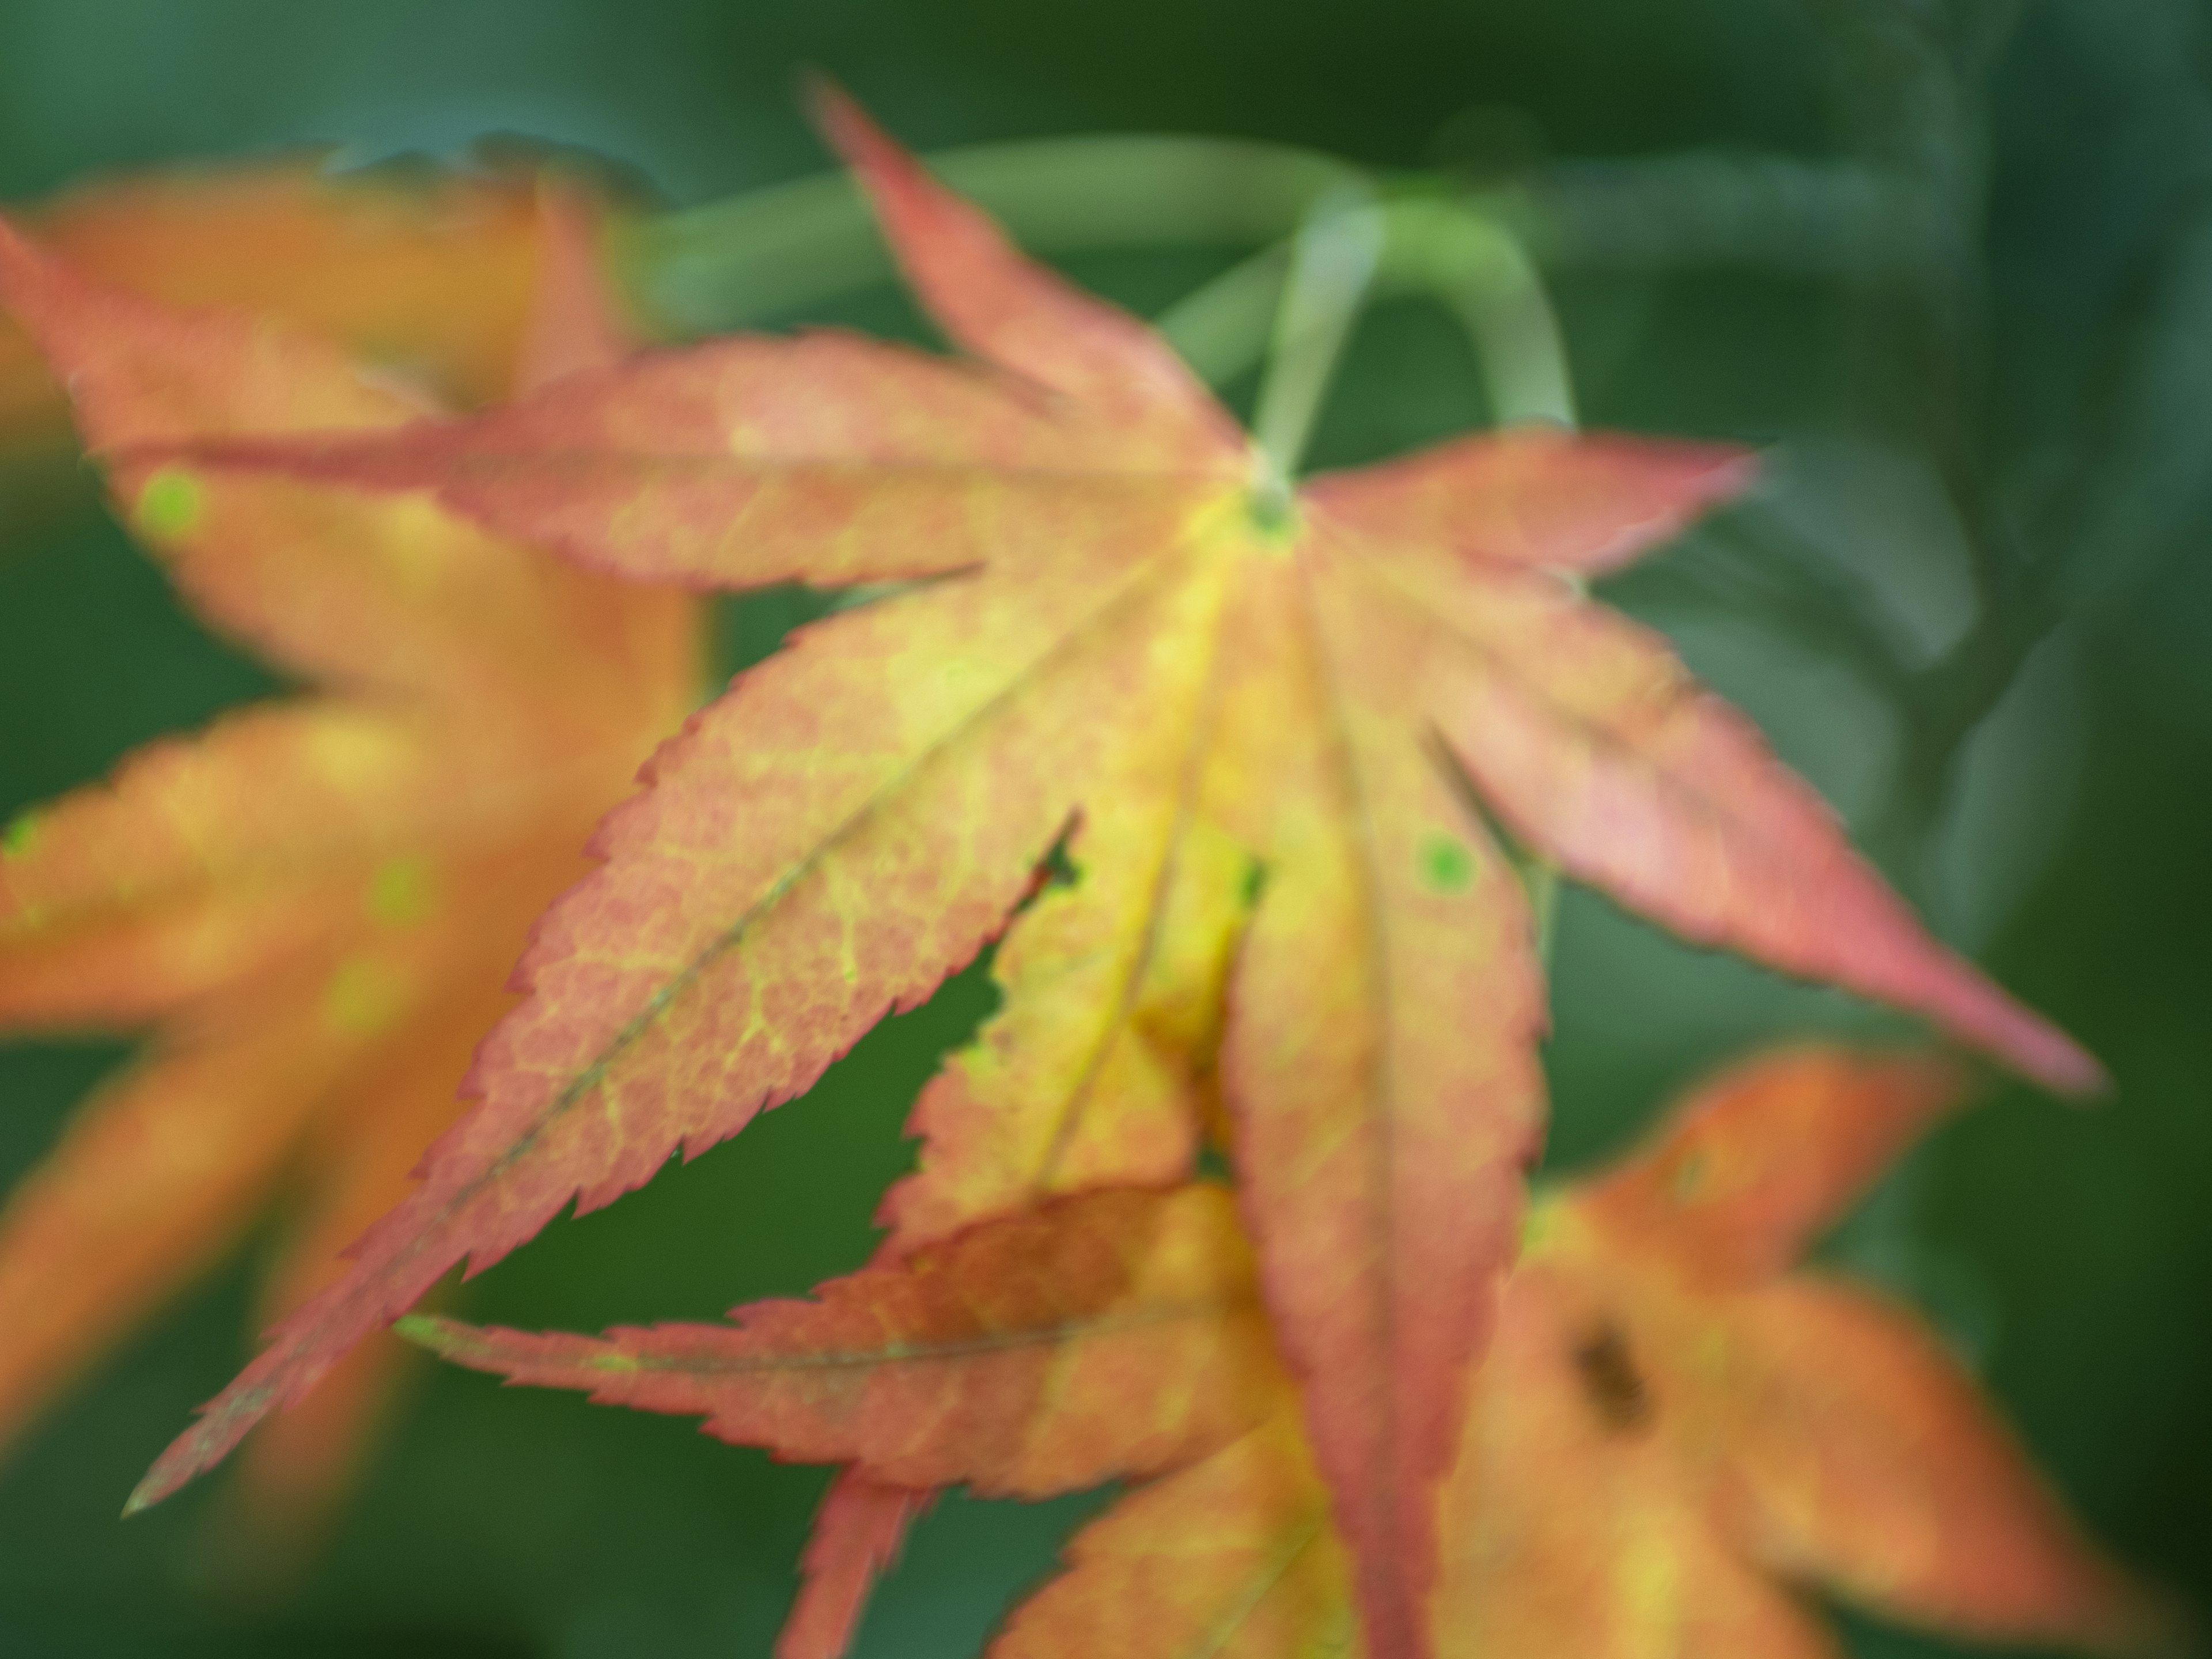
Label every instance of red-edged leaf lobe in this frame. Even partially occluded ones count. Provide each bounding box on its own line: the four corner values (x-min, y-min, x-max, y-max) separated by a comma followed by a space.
994, 1412, 1357, 1659
808, 81, 1243, 459
778, 1472, 937, 1659
1304, 425, 1755, 577
1576, 1046, 1974, 1285
146, 333, 1243, 593
403, 1186, 1274, 1495
1346, 533, 2102, 1094
1219, 542, 1546, 1659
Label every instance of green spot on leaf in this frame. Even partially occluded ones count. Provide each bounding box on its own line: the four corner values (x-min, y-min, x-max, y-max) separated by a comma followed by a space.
1245, 479, 1301, 547
134, 467, 206, 540
1520, 1193, 1562, 1258
1, 810, 42, 861
1239, 856, 1269, 910
368, 857, 438, 927
1419, 832, 1478, 894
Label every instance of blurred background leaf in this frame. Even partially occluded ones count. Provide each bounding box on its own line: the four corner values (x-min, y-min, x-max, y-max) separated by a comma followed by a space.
0, 1, 2205, 1654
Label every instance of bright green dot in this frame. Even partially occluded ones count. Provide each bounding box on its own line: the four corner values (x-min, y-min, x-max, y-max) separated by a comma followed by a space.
1, 811, 41, 860
1419, 832, 1478, 894
134, 467, 205, 540
367, 857, 438, 927
322, 955, 409, 1037
1520, 1194, 1561, 1258
590, 1351, 643, 1373
1238, 857, 1269, 910
1245, 479, 1301, 547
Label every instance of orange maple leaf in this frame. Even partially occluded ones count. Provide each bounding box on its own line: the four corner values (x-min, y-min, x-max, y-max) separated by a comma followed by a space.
0, 156, 599, 456
0, 187, 698, 1528
128, 89, 2101, 1658
401, 1048, 2165, 1658
1434, 1047, 2174, 1658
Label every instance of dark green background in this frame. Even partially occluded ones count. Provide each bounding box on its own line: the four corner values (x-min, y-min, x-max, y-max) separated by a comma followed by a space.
1, 1, 2206, 1654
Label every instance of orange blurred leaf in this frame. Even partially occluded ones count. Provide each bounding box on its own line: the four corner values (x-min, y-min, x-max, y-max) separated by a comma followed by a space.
0, 155, 598, 452
1456, 1046, 2175, 1658
0, 184, 698, 1532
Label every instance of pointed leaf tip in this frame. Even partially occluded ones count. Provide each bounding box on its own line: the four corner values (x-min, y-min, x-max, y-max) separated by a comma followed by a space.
804, 81, 1243, 454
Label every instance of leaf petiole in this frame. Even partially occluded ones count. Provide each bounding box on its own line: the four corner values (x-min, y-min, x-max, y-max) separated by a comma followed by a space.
1250, 189, 1387, 483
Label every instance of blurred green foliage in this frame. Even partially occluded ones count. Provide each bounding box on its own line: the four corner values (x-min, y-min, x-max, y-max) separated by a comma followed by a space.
1, 1, 2207, 1654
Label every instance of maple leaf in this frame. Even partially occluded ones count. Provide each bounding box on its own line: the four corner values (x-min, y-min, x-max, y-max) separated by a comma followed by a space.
0, 185, 699, 1527
128, 89, 2103, 1657
1430, 1045, 2175, 1658
0, 156, 588, 456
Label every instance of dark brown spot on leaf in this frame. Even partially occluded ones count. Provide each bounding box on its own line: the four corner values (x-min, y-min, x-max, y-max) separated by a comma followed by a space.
1573, 1322, 1653, 1432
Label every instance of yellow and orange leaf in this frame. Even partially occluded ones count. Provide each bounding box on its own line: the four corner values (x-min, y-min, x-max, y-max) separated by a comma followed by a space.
0, 189, 699, 1524
992, 1411, 1354, 1659
1486, 1046, 2175, 1656
130, 91, 2102, 1658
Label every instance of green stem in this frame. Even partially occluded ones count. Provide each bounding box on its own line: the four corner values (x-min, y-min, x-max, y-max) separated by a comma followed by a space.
1159, 198, 1579, 426
622, 144, 1934, 344
1382, 198, 1577, 427
621, 135, 1365, 337
1250, 190, 1386, 483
